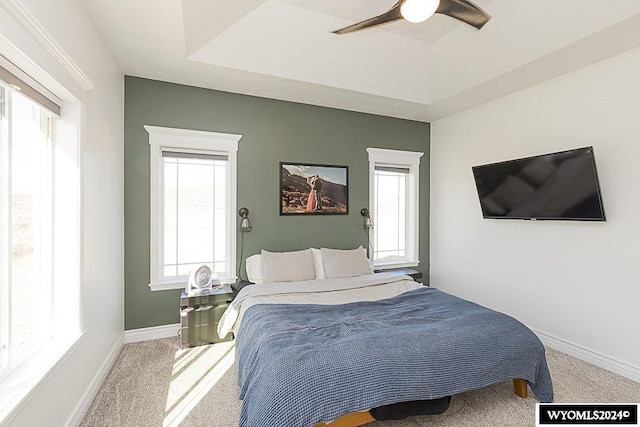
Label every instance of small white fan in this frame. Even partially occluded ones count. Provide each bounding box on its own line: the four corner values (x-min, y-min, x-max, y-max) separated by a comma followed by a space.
186, 265, 214, 295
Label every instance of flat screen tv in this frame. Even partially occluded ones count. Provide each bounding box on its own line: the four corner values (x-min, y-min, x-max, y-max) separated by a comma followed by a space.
472, 146, 606, 221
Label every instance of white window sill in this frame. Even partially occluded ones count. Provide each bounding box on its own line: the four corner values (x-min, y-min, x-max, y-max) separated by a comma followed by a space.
149, 281, 187, 292
373, 260, 420, 270
149, 277, 236, 292
0, 331, 84, 424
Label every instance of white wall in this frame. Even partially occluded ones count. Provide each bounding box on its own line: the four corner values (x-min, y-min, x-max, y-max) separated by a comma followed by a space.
0, 0, 124, 425
431, 46, 640, 380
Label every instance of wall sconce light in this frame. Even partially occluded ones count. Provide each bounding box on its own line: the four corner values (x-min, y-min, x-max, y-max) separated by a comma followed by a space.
361, 208, 374, 229
238, 207, 252, 232
237, 207, 253, 282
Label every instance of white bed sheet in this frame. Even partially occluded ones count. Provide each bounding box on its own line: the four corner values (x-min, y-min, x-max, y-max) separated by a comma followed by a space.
218, 272, 423, 338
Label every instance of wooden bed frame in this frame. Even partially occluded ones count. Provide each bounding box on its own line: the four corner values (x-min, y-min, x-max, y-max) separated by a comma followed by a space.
315, 379, 528, 427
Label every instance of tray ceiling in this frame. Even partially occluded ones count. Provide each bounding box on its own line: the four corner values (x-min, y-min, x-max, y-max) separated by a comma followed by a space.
82, 0, 640, 121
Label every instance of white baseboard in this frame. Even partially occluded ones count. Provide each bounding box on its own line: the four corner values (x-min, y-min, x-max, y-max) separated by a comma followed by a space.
124, 323, 181, 344
66, 333, 124, 427
533, 328, 640, 383
67, 324, 178, 426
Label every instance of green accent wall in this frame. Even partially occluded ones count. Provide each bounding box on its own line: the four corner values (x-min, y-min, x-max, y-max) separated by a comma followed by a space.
124, 76, 430, 330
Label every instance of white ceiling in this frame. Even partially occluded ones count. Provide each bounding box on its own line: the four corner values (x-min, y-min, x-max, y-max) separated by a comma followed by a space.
81, 0, 640, 122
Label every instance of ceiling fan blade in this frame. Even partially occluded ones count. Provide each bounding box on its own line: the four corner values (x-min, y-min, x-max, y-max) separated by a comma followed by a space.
333, 1, 404, 34
436, 0, 491, 29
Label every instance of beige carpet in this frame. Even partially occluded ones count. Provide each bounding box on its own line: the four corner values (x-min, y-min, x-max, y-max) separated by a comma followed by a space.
80, 338, 640, 427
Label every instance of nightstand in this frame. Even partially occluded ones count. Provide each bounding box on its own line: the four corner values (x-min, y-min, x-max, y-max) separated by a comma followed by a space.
179, 285, 237, 349
374, 267, 423, 283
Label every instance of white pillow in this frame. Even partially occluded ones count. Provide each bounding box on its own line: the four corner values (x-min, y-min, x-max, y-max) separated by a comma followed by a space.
311, 248, 325, 279
320, 246, 373, 279
245, 254, 264, 284
261, 249, 316, 283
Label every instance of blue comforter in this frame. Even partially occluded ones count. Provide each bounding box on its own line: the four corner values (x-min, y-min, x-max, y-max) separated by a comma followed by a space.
236, 286, 553, 426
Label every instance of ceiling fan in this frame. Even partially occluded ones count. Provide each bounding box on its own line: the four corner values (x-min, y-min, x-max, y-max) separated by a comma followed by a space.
332, 0, 491, 35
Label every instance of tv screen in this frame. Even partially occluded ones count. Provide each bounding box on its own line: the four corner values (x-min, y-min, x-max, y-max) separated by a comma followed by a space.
472, 147, 605, 221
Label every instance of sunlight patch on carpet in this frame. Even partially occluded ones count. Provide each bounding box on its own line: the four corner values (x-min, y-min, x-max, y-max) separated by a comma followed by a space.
163, 342, 235, 427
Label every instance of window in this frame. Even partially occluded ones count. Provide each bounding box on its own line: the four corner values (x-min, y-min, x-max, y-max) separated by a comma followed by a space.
0, 61, 79, 394
146, 126, 241, 291
367, 148, 423, 269
0, 87, 53, 373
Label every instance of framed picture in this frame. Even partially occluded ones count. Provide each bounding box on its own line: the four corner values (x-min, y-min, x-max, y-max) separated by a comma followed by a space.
280, 162, 349, 215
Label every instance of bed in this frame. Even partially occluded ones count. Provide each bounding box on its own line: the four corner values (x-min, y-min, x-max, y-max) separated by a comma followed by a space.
218, 248, 554, 427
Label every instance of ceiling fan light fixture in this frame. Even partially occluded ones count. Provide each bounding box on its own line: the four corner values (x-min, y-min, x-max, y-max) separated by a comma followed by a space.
400, 0, 441, 24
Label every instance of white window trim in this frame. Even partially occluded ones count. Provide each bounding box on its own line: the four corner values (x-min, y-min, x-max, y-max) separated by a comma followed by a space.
367, 147, 423, 270
0, 82, 83, 423
145, 125, 241, 291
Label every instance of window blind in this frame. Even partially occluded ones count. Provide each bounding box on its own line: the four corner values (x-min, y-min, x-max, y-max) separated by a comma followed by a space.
161, 150, 228, 161
375, 165, 410, 174
0, 55, 61, 116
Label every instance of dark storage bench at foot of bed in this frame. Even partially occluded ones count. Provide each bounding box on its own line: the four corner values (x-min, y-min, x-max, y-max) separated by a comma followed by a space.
316, 381, 527, 427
